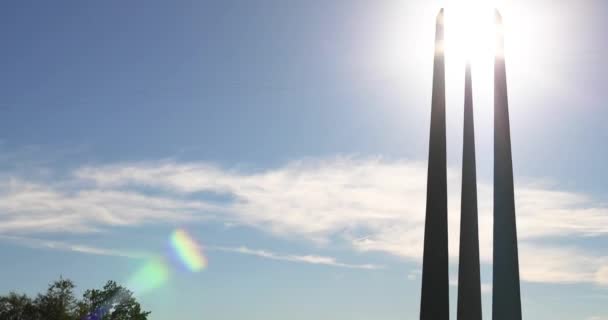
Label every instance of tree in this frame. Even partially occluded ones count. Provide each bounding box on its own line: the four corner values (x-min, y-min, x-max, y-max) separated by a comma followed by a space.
0, 292, 37, 320
77, 281, 150, 320
33, 277, 78, 320
0, 278, 150, 320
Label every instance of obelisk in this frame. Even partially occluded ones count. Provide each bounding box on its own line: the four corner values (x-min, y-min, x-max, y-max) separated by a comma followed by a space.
457, 64, 482, 320
492, 10, 523, 320
420, 8, 449, 320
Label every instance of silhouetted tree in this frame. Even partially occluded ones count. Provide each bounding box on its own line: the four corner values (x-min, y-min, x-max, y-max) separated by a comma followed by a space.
33, 277, 78, 320
0, 292, 37, 320
0, 278, 150, 320
77, 281, 149, 320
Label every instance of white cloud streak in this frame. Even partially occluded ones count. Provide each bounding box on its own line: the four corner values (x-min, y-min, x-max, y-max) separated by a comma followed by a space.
0, 158, 606, 284
0, 235, 378, 270
209, 246, 383, 270
0, 235, 146, 259
0, 178, 212, 233
518, 244, 608, 285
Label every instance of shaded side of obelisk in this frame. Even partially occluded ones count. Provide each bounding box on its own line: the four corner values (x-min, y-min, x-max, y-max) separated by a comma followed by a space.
457, 64, 482, 320
492, 10, 522, 320
420, 8, 449, 320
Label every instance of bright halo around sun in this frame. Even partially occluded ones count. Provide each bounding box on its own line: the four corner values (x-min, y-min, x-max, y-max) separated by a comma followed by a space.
443, 1, 499, 73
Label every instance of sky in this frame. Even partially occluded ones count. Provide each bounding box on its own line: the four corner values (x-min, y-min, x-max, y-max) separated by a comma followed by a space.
0, 0, 607, 319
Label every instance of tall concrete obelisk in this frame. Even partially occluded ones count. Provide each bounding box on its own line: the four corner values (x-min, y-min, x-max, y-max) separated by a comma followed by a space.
420, 8, 449, 320
492, 10, 522, 320
456, 64, 482, 320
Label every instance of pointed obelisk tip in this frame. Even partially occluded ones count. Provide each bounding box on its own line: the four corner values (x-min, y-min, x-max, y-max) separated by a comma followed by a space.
494, 8, 505, 54
465, 62, 472, 83
495, 9, 503, 23
437, 8, 444, 21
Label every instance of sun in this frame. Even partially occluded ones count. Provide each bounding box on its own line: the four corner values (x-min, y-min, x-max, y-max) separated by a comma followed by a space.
356, 0, 525, 111
443, 1, 499, 73
436, 0, 508, 106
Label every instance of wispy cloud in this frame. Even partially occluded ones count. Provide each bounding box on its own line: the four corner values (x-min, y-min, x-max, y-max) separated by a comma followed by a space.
518, 244, 608, 285
0, 178, 212, 233
0, 235, 379, 270
0, 157, 606, 285
209, 246, 383, 270
0, 235, 145, 259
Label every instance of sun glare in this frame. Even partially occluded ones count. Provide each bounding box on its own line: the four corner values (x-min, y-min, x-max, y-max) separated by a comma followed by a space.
434, 0, 508, 107
360, 0, 536, 116
444, 1, 498, 70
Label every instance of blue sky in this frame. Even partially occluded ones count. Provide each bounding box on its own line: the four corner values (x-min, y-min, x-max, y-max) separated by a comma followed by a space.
0, 0, 607, 319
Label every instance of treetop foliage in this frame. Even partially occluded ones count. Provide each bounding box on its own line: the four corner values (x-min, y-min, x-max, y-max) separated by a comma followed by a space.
0, 277, 150, 320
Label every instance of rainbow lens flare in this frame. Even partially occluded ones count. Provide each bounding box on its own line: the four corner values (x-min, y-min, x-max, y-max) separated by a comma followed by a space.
127, 258, 170, 295
170, 229, 207, 272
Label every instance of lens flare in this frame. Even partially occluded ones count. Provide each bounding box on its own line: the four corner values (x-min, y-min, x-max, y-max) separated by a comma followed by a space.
170, 229, 207, 272
127, 257, 170, 295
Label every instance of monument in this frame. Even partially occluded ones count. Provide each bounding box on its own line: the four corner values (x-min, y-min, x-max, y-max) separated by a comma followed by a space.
419, 9, 521, 320
456, 63, 482, 320
492, 10, 522, 320
419, 8, 449, 320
